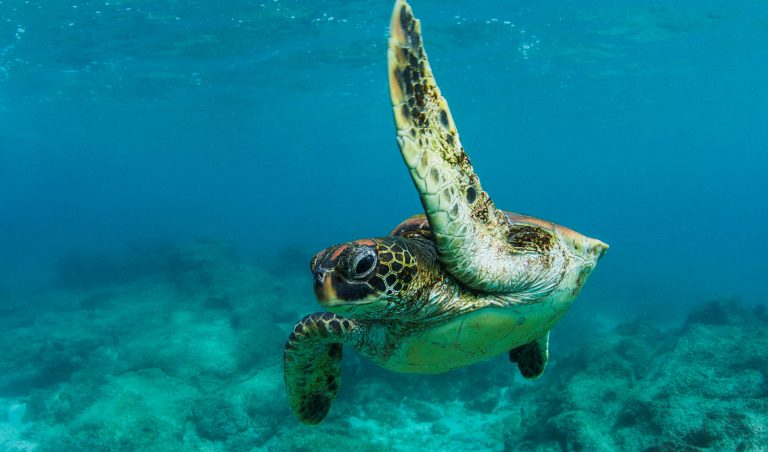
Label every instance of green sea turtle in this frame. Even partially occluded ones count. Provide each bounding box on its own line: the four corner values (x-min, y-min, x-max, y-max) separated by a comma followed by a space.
284, 0, 608, 424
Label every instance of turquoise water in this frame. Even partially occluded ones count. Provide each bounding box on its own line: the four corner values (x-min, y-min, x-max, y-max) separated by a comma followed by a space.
1, 0, 767, 450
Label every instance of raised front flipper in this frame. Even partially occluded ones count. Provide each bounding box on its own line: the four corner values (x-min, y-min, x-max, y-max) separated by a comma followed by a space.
284, 312, 357, 424
509, 332, 549, 379
388, 1, 560, 293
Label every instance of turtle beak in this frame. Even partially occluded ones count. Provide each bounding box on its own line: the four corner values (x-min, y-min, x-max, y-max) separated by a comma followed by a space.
313, 268, 338, 303
310, 243, 378, 310
311, 245, 344, 305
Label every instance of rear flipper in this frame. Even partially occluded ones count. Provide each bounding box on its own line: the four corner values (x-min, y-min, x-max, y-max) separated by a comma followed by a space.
509, 332, 549, 379
283, 312, 357, 424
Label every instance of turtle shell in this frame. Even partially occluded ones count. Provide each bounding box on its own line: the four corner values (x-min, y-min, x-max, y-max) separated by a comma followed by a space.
391, 211, 607, 262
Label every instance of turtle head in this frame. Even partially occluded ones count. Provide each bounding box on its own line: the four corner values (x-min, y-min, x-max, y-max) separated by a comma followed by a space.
310, 237, 438, 317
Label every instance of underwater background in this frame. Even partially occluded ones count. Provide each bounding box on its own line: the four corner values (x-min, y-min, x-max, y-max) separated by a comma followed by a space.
1, 0, 767, 450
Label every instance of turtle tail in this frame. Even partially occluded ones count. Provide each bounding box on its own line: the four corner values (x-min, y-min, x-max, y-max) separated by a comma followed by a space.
283, 312, 357, 424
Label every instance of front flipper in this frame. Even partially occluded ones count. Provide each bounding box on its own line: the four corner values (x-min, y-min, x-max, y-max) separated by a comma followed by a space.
388, 1, 559, 293
509, 332, 549, 379
284, 312, 357, 424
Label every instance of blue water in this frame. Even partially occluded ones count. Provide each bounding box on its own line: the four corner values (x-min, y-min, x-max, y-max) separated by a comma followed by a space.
1, 0, 767, 449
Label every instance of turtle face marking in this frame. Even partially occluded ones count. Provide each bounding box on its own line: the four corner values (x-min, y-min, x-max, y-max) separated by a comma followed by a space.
310, 238, 423, 314
371, 239, 417, 297
311, 243, 377, 305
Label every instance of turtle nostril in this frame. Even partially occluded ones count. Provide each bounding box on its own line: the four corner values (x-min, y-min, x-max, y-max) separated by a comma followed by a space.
313, 269, 333, 301
314, 270, 327, 286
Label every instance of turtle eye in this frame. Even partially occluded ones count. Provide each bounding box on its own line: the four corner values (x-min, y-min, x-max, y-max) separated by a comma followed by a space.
351, 249, 377, 278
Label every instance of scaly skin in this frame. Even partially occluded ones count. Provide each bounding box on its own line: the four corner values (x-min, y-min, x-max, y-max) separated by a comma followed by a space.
389, 0, 570, 293
283, 312, 358, 424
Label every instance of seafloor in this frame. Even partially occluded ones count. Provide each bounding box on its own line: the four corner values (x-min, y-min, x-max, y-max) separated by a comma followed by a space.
0, 241, 766, 451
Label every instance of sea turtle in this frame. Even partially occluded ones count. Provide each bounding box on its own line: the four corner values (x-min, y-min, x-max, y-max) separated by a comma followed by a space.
284, 0, 608, 424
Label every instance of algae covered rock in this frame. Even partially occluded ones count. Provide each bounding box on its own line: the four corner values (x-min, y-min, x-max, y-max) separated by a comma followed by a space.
504, 298, 768, 451
119, 310, 241, 380
683, 297, 761, 328
192, 396, 250, 441
186, 365, 288, 448
55, 242, 173, 289
5, 239, 307, 449
166, 240, 242, 296
33, 369, 199, 451
0, 310, 112, 397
